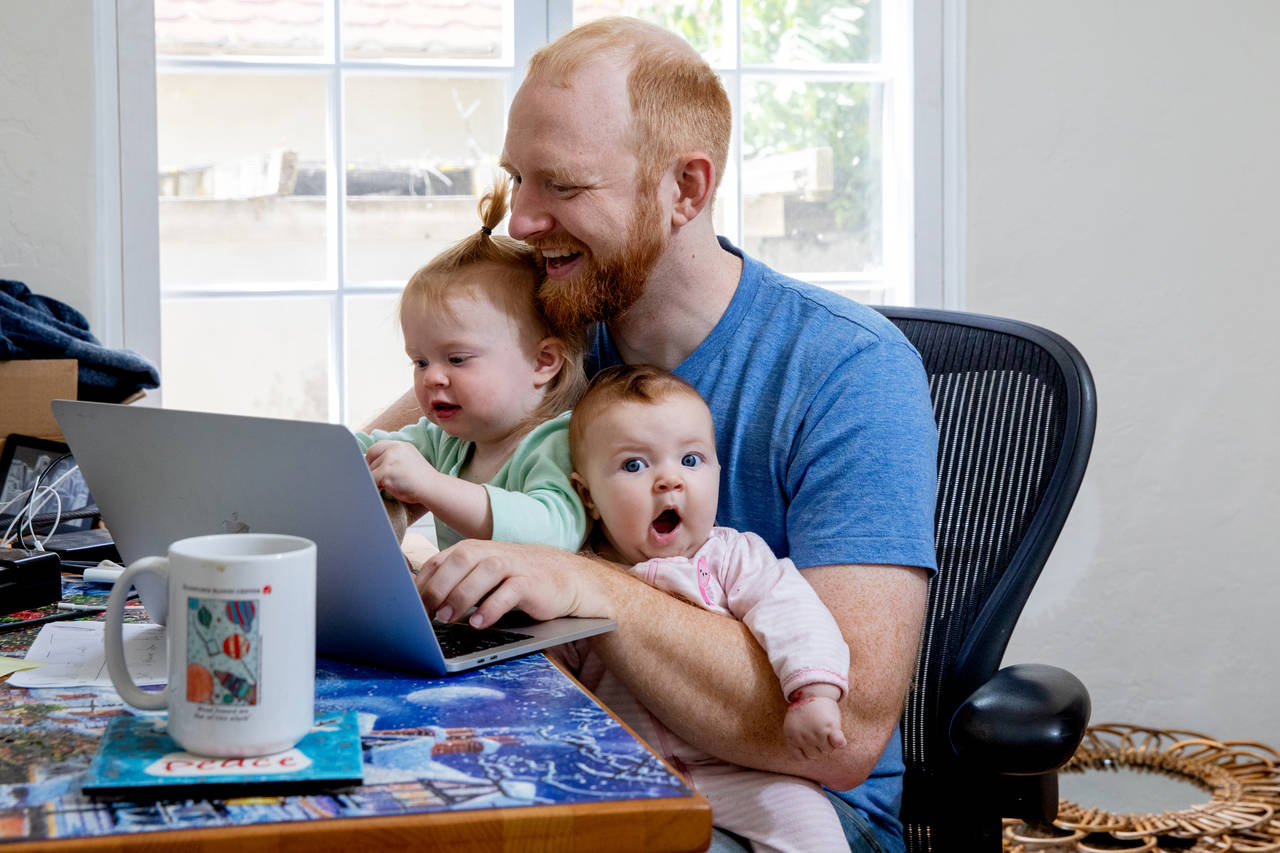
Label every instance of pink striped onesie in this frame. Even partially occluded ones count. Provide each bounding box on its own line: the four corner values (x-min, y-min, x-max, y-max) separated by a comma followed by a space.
556, 527, 851, 853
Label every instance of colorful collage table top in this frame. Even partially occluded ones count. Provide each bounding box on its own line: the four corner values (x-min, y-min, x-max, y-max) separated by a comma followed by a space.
0, 581, 691, 844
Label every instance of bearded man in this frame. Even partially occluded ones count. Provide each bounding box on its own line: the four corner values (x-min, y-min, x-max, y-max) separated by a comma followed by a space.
370, 17, 938, 853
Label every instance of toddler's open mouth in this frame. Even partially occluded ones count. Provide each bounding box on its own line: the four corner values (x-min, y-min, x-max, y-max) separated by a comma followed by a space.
432, 402, 460, 418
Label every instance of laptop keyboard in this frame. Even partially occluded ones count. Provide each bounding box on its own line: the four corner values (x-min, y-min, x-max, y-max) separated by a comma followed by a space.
432, 620, 534, 659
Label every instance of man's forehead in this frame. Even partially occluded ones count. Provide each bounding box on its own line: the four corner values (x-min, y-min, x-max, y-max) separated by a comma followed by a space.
506, 60, 631, 137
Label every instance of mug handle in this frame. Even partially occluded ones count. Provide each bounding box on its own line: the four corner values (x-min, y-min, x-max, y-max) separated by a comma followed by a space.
104, 556, 169, 711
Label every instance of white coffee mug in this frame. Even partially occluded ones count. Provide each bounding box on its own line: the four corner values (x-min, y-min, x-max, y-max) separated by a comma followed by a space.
104, 533, 317, 757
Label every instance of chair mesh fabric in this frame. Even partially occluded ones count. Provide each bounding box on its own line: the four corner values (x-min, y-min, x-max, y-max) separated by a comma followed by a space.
876, 312, 1086, 853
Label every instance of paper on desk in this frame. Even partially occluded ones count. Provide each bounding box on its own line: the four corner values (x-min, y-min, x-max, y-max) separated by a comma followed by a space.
7, 622, 167, 689
0, 656, 46, 677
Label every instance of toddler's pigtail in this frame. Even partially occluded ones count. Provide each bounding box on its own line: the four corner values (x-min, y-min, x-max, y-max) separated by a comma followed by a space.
476, 176, 511, 239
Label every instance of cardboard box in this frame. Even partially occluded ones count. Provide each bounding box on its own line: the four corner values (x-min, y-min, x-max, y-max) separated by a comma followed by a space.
0, 359, 78, 456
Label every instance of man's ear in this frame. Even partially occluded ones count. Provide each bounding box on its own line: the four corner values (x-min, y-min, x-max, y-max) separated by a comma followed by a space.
671, 153, 715, 227
570, 472, 600, 519
531, 336, 566, 389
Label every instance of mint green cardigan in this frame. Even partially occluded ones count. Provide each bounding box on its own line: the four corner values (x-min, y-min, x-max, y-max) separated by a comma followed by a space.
355, 411, 587, 552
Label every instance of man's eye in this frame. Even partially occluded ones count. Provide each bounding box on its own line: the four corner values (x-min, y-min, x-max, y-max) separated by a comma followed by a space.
681, 454, 701, 468
622, 458, 647, 473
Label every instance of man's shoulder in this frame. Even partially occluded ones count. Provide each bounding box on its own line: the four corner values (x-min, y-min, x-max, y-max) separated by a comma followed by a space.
738, 253, 916, 362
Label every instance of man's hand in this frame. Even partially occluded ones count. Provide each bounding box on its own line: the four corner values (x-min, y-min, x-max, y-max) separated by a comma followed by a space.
415, 541, 617, 627
783, 684, 847, 760
365, 440, 442, 507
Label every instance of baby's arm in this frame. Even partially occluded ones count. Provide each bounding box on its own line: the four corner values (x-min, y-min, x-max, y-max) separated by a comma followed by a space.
713, 531, 852, 758
783, 682, 847, 760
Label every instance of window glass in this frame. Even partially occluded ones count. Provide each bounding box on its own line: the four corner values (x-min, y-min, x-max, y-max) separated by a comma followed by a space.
344, 294, 411, 428
742, 0, 881, 65
741, 77, 883, 275
154, 0, 326, 58
343, 76, 507, 285
161, 296, 332, 420
156, 74, 327, 290
343, 0, 506, 60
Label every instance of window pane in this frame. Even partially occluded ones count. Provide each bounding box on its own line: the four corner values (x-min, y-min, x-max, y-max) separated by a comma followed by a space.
344, 76, 506, 284
741, 77, 882, 275
742, 0, 881, 65
161, 296, 332, 421
343, 0, 506, 61
573, 1, 727, 65
154, 0, 325, 58
157, 74, 328, 290
344, 294, 411, 428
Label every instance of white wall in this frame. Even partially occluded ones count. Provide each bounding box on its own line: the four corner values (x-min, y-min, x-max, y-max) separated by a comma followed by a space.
973, 1, 1280, 745
0, 0, 97, 314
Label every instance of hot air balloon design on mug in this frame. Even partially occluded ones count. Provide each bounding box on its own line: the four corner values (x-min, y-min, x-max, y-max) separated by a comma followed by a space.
187, 596, 261, 706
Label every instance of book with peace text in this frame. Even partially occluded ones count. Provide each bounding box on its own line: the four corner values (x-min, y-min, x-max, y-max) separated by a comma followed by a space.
82, 711, 363, 800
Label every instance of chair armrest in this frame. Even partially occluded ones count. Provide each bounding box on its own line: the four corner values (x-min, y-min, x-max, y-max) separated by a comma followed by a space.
948, 663, 1090, 775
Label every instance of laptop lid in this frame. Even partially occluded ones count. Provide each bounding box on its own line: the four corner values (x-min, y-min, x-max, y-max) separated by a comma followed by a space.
51, 400, 614, 676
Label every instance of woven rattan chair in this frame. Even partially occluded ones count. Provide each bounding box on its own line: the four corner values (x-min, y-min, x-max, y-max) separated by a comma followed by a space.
873, 306, 1097, 851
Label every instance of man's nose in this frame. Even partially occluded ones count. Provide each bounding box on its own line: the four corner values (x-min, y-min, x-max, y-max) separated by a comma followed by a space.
507, 183, 553, 241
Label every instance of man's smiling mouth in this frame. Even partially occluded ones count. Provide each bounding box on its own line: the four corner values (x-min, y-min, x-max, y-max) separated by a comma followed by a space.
539, 247, 582, 272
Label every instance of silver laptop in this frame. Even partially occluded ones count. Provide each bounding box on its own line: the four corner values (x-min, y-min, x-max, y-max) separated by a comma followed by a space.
52, 400, 615, 675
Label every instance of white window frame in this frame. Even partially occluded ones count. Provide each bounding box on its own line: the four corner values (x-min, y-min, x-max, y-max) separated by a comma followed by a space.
102, 0, 964, 411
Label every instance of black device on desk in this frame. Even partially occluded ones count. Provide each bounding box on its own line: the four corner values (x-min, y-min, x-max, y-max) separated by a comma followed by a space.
0, 547, 61, 614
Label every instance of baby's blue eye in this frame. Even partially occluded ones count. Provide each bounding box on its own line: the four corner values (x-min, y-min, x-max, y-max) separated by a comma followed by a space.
622, 458, 647, 473
681, 454, 701, 468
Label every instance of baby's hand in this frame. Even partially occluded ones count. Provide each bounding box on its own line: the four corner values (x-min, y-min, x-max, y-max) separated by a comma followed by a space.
783, 686, 847, 760
365, 440, 441, 507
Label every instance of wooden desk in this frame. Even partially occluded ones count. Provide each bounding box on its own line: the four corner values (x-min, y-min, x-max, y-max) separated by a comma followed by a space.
0, 591, 711, 852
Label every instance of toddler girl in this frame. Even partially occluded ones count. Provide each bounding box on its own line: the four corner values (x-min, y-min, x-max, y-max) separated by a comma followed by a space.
355, 180, 587, 556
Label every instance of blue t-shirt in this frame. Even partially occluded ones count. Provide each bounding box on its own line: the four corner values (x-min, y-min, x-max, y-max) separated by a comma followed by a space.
587, 238, 938, 850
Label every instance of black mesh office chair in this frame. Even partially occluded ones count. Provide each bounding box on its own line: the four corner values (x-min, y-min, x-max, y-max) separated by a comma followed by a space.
873, 306, 1097, 851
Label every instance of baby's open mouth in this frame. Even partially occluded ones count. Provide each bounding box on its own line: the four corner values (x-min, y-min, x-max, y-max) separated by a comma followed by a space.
432, 402, 459, 415
652, 508, 681, 535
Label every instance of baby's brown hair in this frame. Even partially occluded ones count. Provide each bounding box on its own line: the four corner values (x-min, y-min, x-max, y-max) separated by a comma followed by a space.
568, 363, 706, 471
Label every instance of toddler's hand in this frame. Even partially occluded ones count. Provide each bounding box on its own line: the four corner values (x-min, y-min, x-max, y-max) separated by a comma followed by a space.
365, 440, 441, 507
783, 689, 847, 760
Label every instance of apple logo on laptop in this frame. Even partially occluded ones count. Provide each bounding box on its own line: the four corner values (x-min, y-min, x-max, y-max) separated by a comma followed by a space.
221, 513, 250, 535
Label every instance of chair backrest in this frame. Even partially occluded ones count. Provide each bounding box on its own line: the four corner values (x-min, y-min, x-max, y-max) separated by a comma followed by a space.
873, 307, 1096, 852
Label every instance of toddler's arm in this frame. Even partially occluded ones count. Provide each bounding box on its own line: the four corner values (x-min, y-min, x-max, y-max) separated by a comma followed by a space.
783, 682, 847, 760
364, 440, 495, 539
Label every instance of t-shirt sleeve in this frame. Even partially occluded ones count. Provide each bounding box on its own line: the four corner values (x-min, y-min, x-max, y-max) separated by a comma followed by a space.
353, 418, 444, 463
486, 425, 588, 552
786, 339, 938, 574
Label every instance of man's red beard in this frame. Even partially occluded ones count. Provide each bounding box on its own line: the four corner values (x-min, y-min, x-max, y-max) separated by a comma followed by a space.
535, 186, 667, 334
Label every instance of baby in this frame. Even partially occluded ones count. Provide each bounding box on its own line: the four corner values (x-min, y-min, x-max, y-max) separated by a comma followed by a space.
565, 363, 851, 853
355, 179, 587, 557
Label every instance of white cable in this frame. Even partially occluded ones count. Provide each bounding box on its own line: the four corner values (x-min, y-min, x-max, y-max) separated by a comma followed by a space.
1, 463, 81, 548
25, 486, 63, 551
25, 464, 81, 518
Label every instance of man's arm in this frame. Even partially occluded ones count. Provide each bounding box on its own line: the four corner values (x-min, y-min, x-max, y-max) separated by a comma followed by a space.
590, 560, 927, 791
362, 388, 422, 433
416, 541, 927, 790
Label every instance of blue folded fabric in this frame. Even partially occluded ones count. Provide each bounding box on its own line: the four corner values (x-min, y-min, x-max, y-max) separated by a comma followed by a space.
1, 279, 160, 402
